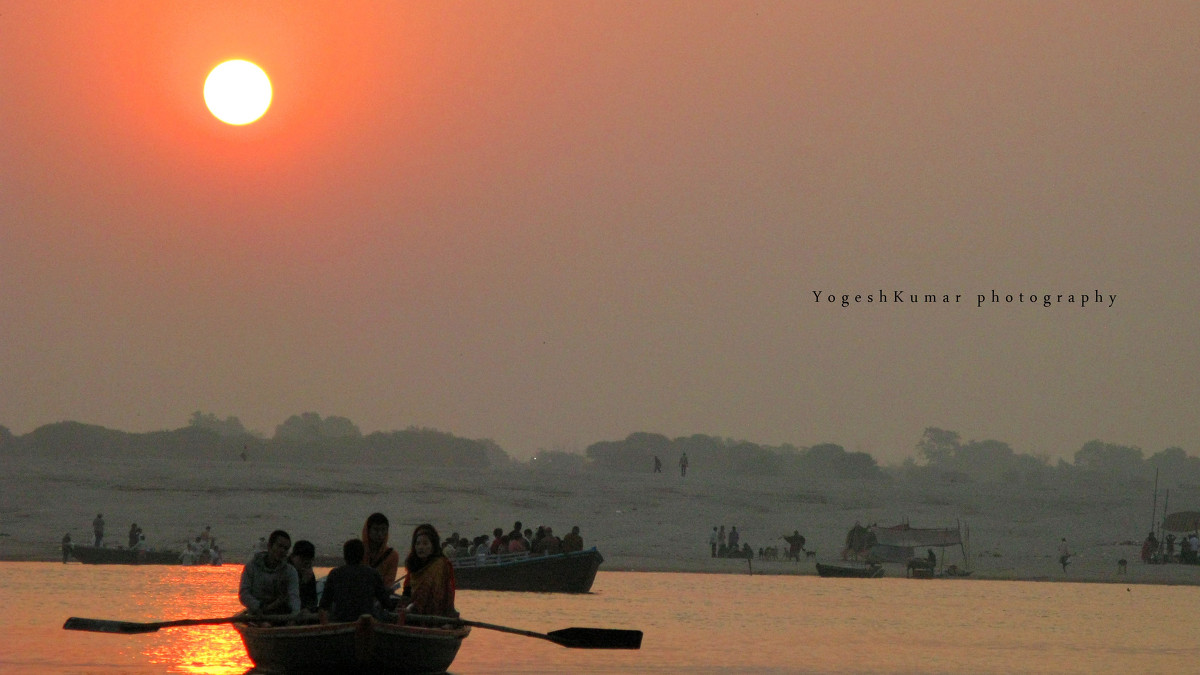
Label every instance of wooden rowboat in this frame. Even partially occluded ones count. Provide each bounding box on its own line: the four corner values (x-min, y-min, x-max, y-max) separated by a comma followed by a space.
452, 547, 602, 593
815, 561, 884, 578
234, 615, 470, 674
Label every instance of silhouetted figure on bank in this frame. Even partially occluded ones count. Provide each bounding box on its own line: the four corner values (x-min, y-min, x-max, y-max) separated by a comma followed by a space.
92, 514, 105, 547
782, 531, 806, 562
1141, 531, 1158, 563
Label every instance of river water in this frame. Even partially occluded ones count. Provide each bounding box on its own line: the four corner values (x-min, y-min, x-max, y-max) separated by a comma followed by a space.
1, 562, 1196, 674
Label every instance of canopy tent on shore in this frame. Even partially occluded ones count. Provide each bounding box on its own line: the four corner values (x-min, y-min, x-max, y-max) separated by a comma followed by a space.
866, 521, 970, 574
1162, 511, 1200, 533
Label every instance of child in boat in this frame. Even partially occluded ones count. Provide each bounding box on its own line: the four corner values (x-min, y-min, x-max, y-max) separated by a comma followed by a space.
361, 512, 400, 587
398, 524, 457, 618
319, 539, 392, 624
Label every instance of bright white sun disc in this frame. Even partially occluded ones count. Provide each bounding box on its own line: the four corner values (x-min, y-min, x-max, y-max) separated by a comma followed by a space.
204, 60, 272, 125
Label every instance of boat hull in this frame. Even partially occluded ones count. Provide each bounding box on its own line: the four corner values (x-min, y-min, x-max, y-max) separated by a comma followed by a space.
815, 561, 884, 578
452, 548, 602, 593
69, 546, 183, 565
235, 616, 469, 675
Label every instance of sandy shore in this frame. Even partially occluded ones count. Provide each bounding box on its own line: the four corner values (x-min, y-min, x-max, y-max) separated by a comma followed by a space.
3, 453, 1199, 586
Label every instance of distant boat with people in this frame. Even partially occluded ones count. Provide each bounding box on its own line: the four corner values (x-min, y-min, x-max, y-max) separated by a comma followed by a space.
451, 547, 603, 593
68, 545, 220, 566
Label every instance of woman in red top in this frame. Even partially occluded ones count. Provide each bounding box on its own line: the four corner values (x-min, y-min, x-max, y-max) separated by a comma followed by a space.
361, 512, 400, 587
400, 523, 457, 617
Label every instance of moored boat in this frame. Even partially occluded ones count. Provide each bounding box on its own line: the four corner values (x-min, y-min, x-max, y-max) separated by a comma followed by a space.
815, 561, 884, 578
234, 615, 469, 674
451, 547, 602, 593
69, 545, 184, 565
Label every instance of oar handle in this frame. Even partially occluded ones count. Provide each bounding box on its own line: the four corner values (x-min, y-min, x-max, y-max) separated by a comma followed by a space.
157, 616, 244, 628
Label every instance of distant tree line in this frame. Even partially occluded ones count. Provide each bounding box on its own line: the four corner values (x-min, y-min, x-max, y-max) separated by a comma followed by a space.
0, 413, 508, 468
584, 432, 885, 480
1, 417, 1195, 485
906, 427, 1200, 485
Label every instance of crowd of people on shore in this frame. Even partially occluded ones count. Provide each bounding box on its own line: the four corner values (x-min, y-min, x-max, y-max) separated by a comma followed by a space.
706, 525, 809, 561
1141, 530, 1200, 565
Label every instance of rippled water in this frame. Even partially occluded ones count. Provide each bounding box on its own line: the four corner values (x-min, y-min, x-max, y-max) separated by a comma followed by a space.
1, 562, 1198, 674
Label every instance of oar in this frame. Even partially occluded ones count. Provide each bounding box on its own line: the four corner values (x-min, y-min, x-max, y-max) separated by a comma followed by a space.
404, 613, 642, 649
64, 615, 245, 634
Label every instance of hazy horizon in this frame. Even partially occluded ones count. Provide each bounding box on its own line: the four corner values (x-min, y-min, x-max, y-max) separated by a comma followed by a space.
3, 2, 1198, 465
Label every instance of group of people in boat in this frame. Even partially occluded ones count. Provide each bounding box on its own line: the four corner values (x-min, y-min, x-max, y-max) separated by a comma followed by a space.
181, 526, 223, 565
458, 521, 585, 559
237, 513, 457, 625
64, 517, 227, 565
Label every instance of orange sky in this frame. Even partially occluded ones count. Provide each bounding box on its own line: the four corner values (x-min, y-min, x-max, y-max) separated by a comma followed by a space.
2, 1, 1199, 462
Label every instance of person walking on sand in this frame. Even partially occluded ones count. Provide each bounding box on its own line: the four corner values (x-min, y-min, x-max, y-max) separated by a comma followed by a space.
653, 455, 662, 473
709, 526, 719, 557
1058, 537, 1072, 573
679, 452, 689, 477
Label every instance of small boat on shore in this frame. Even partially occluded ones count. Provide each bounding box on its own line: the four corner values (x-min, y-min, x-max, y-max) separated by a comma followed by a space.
234, 615, 469, 674
815, 561, 884, 578
452, 548, 603, 593
69, 545, 185, 565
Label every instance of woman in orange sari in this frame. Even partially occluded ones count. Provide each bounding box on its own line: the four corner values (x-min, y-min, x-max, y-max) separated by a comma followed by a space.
399, 523, 457, 617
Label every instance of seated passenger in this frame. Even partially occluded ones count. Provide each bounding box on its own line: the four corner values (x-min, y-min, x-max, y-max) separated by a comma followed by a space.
289, 540, 318, 612
398, 524, 457, 617
239, 529, 300, 616
319, 539, 392, 624
561, 525, 584, 553
507, 531, 529, 553
542, 527, 562, 555
361, 512, 400, 587
488, 528, 506, 555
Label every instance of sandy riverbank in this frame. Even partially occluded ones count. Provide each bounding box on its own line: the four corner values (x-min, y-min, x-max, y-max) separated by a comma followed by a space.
3, 453, 1199, 586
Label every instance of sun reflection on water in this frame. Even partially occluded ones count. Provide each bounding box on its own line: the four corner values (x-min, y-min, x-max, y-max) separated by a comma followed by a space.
144, 624, 250, 675
117, 566, 253, 674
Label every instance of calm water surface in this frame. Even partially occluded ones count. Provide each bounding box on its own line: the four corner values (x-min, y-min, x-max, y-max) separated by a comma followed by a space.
1, 562, 1197, 674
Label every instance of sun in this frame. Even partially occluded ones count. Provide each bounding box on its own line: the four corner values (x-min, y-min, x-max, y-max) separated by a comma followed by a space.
204, 60, 272, 125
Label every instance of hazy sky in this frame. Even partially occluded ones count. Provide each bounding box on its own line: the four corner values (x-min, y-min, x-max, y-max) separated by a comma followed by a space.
3, 2, 1198, 463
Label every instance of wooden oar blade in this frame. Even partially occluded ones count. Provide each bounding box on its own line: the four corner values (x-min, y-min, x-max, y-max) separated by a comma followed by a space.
546, 627, 643, 649
63, 617, 159, 634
